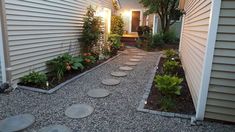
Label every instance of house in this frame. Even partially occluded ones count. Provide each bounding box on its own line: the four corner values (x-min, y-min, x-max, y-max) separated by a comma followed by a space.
179, 0, 235, 122
0, 0, 114, 86
117, 0, 182, 37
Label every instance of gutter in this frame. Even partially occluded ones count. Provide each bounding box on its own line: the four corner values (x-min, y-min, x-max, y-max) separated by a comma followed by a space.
0, 0, 12, 86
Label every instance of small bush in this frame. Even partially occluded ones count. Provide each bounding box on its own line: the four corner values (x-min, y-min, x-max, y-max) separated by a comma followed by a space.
111, 15, 124, 36
163, 60, 180, 75
20, 71, 47, 87
47, 53, 84, 81
162, 30, 178, 44
82, 53, 96, 66
160, 97, 175, 111
164, 49, 177, 60
154, 75, 183, 97
151, 33, 164, 48
108, 34, 121, 55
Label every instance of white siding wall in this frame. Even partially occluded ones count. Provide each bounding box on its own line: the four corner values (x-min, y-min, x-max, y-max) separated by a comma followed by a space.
180, 0, 212, 108
3, 0, 113, 82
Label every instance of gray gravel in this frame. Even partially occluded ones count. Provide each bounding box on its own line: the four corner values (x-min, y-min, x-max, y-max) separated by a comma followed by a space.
0, 48, 234, 132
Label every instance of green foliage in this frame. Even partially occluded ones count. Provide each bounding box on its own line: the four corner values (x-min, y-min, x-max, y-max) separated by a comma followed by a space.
160, 97, 175, 111
164, 49, 177, 60
81, 6, 102, 52
163, 60, 180, 75
47, 53, 84, 81
154, 75, 183, 97
162, 30, 178, 44
139, 0, 182, 33
108, 34, 121, 49
111, 15, 124, 36
82, 53, 96, 66
151, 33, 164, 48
20, 71, 47, 87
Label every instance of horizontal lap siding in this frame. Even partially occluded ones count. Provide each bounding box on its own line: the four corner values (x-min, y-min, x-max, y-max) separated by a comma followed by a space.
180, 0, 211, 108
4, 0, 113, 82
205, 0, 235, 122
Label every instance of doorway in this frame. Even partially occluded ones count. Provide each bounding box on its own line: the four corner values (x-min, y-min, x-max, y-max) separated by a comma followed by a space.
131, 11, 141, 32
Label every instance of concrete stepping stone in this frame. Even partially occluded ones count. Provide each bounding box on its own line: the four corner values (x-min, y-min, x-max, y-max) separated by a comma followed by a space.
132, 56, 143, 59
111, 71, 128, 77
119, 66, 133, 71
65, 104, 94, 119
102, 79, 120, 86
0, 114, 35, 132
130, 59, 141, 62
87, 89, 110, 98
124, 62, 138, 66
38, 125, 72, 132
137, 53, 147, 56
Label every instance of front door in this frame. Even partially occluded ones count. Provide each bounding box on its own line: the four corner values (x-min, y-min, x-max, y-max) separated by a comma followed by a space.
131, 11, 140, 32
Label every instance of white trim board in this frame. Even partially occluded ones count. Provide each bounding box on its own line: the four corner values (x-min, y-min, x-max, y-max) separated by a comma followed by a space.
129, 9, 143, 33
196, 0, 221, 120
0, 16, 6, 83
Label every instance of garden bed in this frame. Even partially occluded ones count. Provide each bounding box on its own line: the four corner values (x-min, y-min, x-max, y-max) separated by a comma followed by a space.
18, 53, 122, 94
144, 57, 195, 115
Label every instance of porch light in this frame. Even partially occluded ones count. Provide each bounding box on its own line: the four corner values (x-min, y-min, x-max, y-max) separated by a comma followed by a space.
123, 10, 131, 17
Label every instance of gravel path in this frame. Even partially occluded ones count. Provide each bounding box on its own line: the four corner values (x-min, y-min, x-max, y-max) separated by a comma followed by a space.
0, 48, 234, 132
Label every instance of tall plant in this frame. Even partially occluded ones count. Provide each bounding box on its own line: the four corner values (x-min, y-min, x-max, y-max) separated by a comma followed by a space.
111, 15, 124, 36
81, 6, 102, 52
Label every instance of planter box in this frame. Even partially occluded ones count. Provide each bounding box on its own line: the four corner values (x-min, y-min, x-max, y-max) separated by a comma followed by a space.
18, 53, 122, 94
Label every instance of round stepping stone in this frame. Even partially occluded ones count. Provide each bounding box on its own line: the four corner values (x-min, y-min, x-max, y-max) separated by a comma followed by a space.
119, 66, 133, 71
124, 62, 138, 66
0, 114, 35, 132
132, 56, 143, 59
111, 71, 128, 77
102, 79, 120, 86
87, 89, 110, 98
130, 59, 141, 62
137, 53, 147, 56
38, 125, 72, 132
65, 104, 94, 119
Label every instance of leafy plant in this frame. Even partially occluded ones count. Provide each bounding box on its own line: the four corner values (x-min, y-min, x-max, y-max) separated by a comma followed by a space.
108, 34, 121, 55
154, 75, 183, 97
111, 15, 124, 36
160, 97, 175, 111
162, 30, 178, 44
151, 33, 164, 48
164, 49, 177, 60
81, 6, 102, 52
47, 53, 84, 81
82, 53, 96, 66
20, 71, 47, 87
163, 60, 180, 75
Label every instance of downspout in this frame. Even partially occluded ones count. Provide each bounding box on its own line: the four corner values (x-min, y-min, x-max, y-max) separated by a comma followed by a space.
195, 0, 221, 121
0, 0, 12, 86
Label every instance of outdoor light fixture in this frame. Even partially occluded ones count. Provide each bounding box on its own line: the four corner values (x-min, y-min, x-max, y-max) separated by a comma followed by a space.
123, 10, 131, 17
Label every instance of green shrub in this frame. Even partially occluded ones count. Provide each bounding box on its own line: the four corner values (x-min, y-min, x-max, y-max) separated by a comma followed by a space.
108, 34, 121, 55
154, 75, 183, 97
20, 71, 47, 87
47, 53, 84, 81
164, 49, 177, 60
111, 15, 124, 36
151, 33, 164, 48
81, 6, 102, 52
82, 53, 96, 66
160, 97, 175, 111
162, 30, 178, 44
163, 60, 180, 75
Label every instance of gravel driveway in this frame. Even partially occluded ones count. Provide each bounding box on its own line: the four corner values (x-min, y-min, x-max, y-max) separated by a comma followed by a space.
0, 48, 234, 132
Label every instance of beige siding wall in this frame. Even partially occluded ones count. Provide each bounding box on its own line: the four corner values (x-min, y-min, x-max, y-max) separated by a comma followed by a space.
3, 0, 113, 82
180, 0, 212, 108
205, 0, 235, 122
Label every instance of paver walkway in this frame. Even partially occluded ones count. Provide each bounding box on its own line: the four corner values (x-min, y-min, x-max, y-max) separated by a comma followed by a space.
0, 47, 235, 132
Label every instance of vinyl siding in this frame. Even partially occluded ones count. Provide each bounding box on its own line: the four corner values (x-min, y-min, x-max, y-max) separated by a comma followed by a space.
3, 0, 113, 82
180, 0, 212, 108
205, 0, 235, 122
